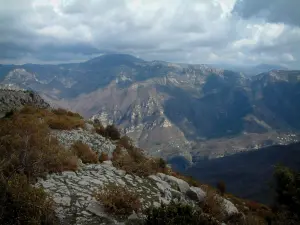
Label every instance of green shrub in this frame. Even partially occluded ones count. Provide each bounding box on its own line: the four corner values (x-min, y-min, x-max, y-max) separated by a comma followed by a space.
94, 184, 141, 217
145, 201, 219, 225
271, 165, 300, 223
0, 174, 58, 225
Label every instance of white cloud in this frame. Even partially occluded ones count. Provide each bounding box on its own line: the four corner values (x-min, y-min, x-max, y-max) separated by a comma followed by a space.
0, 0, 299, 68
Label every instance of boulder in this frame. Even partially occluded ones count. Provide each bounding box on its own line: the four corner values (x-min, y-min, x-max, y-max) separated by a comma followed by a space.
159, 173, 190, 193
186, 186, 206, 202
221, 198, 239, 216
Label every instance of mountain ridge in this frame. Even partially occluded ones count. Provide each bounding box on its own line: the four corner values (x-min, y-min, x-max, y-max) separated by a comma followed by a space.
0, 54, 299, 162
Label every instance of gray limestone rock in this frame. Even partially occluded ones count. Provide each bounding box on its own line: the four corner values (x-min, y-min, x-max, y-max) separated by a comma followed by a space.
221, 198, 239, 216
186, 186, 206, 202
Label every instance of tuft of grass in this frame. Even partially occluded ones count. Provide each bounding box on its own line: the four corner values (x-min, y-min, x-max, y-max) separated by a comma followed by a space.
71, 141, 99, 164
94, 184, 141, 217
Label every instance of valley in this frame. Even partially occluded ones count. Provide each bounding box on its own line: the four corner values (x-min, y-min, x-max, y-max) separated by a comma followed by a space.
1, 54, 300, 163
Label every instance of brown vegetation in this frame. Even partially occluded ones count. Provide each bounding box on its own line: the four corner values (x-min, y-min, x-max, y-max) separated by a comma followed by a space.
0, 174, 58, 225
0, 113, 78, 179
0, 107, 81, 225
71, 141, 99, 164
99, 152, 109, 163
95, 124, 121, 140
94, 184, 141, 216
216, 181, 226, 196
19, 106, 85, 130
112, 146, 168, 177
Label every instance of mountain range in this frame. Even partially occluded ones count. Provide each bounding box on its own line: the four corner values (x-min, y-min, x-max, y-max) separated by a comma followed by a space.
1, 54, 300, 163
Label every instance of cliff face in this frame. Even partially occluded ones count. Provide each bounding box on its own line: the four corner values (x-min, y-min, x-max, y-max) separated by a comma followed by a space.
0, 89, 50, 116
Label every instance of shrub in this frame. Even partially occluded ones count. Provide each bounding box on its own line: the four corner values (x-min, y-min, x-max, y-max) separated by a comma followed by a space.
47, 116, 84, 130
0, 173, 58, 225
112, 147, 167, 177
201, 189, 224, 222
216, 181, 226, 196
99, 152, 109, 163
270, 165, 300, 224
52, 108, 83, 119
94, 184, 141, 216
105, 125, 121, 140
118, 136, 134, 150
145, 201, 219, 225
71, 141, 98, 164
18, 106, 85, 130
0, 114, 78, 179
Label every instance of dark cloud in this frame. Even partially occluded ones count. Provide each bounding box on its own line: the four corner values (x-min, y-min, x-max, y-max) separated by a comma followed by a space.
233, 0, 300, 27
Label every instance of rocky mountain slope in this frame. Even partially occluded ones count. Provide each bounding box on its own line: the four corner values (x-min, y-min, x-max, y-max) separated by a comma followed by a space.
1, 54, 299, 162
0, 91, 270, 225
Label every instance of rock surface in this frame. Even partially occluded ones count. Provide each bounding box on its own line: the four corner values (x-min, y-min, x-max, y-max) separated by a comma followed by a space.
36, 162, 197, 224
0, 89, 49, 115
186, 186, 207, 203
53, 129, 116, 158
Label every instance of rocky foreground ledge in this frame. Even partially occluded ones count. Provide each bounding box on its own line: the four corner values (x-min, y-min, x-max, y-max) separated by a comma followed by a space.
36, 160, 238, 225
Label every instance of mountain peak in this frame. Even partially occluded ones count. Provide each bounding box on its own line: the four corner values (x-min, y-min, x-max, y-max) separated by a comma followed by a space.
85, 54, 144, 66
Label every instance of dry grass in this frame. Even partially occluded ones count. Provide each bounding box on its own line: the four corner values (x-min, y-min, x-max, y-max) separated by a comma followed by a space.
0, 113, 78, 179
99, 152, 109, 163
201, 188, 224, 222
112, 146, 168, 177
0, 108, 79, 225
71, 141, 99, 164
94, 184, 141, 216
117, 136, 134, 150
19, 106, 85, 130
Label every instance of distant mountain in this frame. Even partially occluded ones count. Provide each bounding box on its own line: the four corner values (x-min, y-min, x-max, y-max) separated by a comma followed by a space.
185, 142, 300, 204
212, 63, 289, 76
0, 54, 299, 162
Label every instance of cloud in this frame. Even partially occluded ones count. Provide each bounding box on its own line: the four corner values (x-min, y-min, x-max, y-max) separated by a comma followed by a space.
0, 0, 299, 68
233, 0, 300, 27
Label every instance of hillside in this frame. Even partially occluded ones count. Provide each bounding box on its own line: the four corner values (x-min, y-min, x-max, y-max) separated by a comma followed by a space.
0, 91, 276, 225
186, 142, 300, 204
1, 54, 300, 162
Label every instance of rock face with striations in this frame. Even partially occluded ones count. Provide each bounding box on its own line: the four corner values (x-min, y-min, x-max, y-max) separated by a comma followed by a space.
37, 161, 235, 224
0, 89, 50, 116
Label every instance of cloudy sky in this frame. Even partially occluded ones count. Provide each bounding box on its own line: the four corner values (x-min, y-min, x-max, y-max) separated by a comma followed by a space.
0, 0, 299, 68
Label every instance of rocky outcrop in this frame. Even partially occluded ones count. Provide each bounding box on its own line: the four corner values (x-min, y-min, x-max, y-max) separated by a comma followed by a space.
37, 157, 239, 224
0, 89, 49, 115
53, 129, 116, 158
186, 186, 207, 203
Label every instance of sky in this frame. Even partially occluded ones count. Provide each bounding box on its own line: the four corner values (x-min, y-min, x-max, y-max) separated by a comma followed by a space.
0, 0, 299, 68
